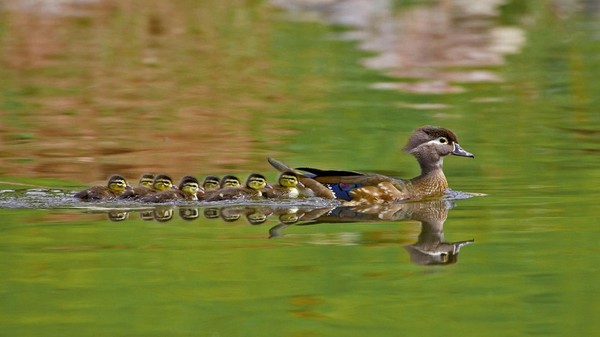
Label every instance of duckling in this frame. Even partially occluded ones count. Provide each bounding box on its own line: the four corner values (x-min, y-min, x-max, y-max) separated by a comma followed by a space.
139, 176, 200, 203
263, 171, 304, 199
197, 175, 220, 200
156, 174, 175, 188
204, 173, 269, 201
268, 125, 474, 204
74, 175, 130, 201
266, 160, 334, 199
202, 175, 241, 201
118, 173, 154, 199
119, 174, 174, 199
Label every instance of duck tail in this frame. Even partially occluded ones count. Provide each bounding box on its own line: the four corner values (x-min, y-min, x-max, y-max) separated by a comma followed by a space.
267, 157, 298, 174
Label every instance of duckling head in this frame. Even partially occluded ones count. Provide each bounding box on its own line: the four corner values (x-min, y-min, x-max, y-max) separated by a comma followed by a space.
153, 174, 174, 191
178, 176, 200, 196
202, 176, 221, 190
138, 174, 155, 187
220, 175, 241, 188
107, 175, 129, 195
246, 173, 268, 190
278, 171, 300, 188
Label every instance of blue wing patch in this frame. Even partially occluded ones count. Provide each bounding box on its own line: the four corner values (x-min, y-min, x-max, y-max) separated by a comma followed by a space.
326, 183, 362, 201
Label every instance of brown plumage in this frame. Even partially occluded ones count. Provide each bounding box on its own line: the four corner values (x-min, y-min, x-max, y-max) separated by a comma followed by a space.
119, 174, 174, 200
139, 176, 200, 203
204, 173, 268, 201
201, 175, 241, 201
74, 175, 130, 201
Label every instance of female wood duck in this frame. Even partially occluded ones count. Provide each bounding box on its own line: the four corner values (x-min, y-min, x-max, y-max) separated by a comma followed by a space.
263, 171, 304, 199
140, 176, 200, 203
74, 175, 130, 201
119, 174, 174, 199
204, 173, 269, 201
268, 126, 474, 204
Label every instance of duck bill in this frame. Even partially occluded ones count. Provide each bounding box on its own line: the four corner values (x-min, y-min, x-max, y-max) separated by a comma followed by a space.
452, 143, 475, 158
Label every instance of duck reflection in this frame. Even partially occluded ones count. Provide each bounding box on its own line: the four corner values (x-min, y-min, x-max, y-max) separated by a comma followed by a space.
91, 200, 473, 265
267, 200, 473, 265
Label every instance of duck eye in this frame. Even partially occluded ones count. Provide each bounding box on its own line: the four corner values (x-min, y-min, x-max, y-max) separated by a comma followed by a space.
439, 137, 448, 144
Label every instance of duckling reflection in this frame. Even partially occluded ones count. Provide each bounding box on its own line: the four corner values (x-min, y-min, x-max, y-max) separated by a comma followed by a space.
153, 206, 175, 222
108, 210, 129, 222
139, 210, 155, 221
244, 207, 273, 225
203, 207, 220, 219
206, 206, 273, 224
268, 207, 333, 238
220, 206, 243, 222
268, 200, 473, 266
179, 207, 200, 221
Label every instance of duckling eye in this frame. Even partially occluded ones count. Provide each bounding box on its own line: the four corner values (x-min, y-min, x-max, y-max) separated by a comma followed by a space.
439, 137, 448, 144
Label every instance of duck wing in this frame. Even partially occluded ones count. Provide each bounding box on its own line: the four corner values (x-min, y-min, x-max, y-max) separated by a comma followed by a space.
267, 157, 410, 201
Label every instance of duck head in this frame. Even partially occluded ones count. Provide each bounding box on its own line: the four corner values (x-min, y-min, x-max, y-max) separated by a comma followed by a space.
404, 126, 474, 171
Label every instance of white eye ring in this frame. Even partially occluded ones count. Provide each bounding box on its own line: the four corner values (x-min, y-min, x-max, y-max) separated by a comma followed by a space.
439, 137, 448, 144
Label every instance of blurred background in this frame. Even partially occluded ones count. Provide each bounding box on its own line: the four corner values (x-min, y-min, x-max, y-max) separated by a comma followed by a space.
1, 1, 599, 336
1, 0, 596, 187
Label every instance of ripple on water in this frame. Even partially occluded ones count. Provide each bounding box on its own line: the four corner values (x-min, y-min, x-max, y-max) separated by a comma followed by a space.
0, 188, 483, 210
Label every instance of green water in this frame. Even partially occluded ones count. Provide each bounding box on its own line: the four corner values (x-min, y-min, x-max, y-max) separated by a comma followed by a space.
1, 1, 599, 336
